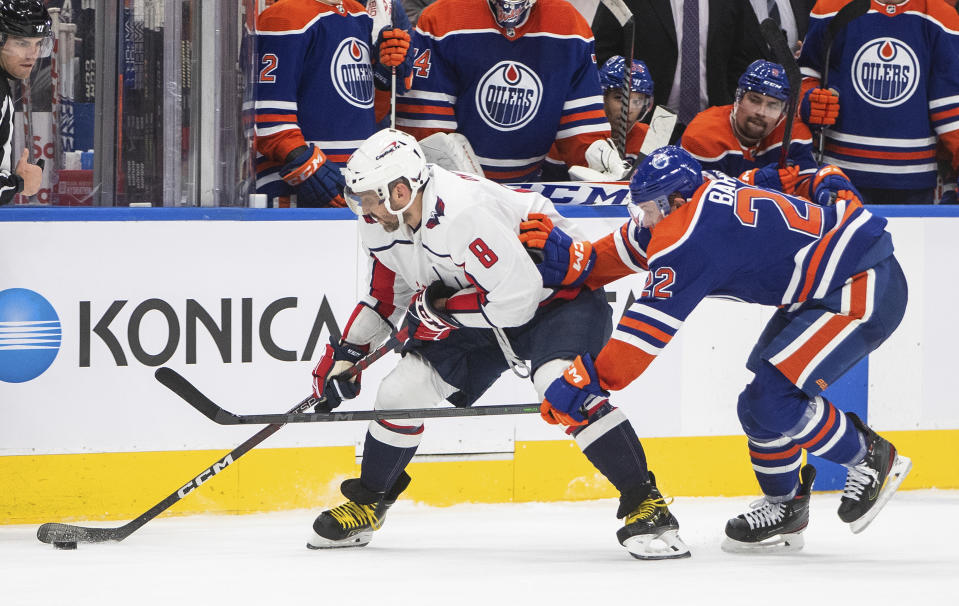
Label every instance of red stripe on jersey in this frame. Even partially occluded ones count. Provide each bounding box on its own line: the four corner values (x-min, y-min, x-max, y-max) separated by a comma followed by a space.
369, 258, 398, 319
749, 444, 801, 460
826, 144, 935, 161
395, 103, 455, 115
931, 106, 959, 123
256, 113, 299, 123
483, 165, 540, 180
559, 109, 606, 125
341, 303, 366, 342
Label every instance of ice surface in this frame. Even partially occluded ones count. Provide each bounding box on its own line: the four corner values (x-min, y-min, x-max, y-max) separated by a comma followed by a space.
2, 490, 956, 605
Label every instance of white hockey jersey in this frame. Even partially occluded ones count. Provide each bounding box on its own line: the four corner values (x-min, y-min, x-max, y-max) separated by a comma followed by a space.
343, 165, 583, 344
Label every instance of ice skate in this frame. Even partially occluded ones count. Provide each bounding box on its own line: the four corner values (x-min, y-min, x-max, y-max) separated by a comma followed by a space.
616, 472, 691, 560
722, 464, 816, 554
838, 413, 912, 534
307, 473, 410, 549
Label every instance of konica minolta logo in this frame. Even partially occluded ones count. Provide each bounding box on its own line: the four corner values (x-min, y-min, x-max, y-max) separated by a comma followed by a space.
0, 288, 62, 383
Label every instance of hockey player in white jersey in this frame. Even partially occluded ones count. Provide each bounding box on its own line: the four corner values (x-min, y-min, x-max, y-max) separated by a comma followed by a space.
305, 128, 690, 560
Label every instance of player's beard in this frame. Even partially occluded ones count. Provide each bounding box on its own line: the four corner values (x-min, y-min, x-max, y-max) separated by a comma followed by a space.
375, 213, 401, 232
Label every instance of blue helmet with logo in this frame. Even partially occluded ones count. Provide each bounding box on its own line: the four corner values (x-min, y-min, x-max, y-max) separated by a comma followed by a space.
598, 56, 654, 97
737, 59, 789, 103
488, 0, 536, 32
629, 146, 703, 218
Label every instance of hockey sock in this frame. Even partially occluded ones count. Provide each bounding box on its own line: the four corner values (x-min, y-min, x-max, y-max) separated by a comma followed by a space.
359, 419, 423, 494
745, 433, 802, 500
787, 396, 866, 466
569, 401, 650, 495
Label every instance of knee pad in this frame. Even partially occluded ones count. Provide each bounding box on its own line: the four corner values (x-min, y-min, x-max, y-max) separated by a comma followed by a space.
738, 363, 810, 434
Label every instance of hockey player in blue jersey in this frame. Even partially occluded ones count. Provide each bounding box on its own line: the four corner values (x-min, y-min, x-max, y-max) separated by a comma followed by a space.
520, 146, 912, 552
395, 0, 628, 182
798, 0, 959, 203
681, 60, 816, 196
305, 128, 689, 560
254, 0, 415, 207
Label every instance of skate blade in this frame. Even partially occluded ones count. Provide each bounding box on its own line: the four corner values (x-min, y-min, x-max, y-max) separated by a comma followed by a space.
721, 531, 805, 554
849, 454, 912, 535
622, 529, 691, 560
306, 530, 373, 550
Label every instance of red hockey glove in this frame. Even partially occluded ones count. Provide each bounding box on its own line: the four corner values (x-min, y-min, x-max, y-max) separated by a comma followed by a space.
739, 163, 801, 195
280, 144, 346, 207
407, 282, 462, 341
799, 87, 840, 127
378, 28, 410, 68
540, 354, 609, 427
519, 213, 595, 288
312, 339, 369, 412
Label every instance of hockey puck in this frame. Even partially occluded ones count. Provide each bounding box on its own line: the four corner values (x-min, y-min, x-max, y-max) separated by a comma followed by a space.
53, 541, 77, 550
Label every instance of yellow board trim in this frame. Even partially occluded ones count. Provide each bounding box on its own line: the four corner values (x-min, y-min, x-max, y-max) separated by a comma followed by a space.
2, 430, 956, 525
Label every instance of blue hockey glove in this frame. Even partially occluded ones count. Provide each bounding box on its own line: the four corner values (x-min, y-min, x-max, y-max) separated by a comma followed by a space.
739, 163, 800, 195
373, 27, 414, 93
407, 282, 462, 341
519, 213, 595, 288
280, 144, 346, 208
312, 338, 368, 412
804, 165, 864, 206
540, 354, 609, 426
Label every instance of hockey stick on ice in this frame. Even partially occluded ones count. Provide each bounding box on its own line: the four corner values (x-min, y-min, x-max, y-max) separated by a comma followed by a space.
35, 329, 408, 545
815, 0, 870, 164
157, 366, 540, 425
759, 18, 802, 169
598, 0, 634, 160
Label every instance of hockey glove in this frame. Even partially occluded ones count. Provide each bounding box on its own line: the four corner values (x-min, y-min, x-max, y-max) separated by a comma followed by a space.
280, 144, 346, 208
804, 164, 863, 206
312, 339, 369, 412
519, 213, 595, 288
582, 139, 631, 181
739, 163, 801, 195
373, 28, 414, 92
407, 282, 462, 341
799, 87, 840, 127
540, 354, 609, 426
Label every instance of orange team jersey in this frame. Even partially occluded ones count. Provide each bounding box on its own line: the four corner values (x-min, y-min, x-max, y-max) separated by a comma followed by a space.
543, 122, 650, 175
396, 0, 610, 182
680, 105, 816, 185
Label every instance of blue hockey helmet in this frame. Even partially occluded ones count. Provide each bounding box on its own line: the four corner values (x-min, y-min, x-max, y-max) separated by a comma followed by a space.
488, 0, 536, 32
736, 60, 790, 103
598, 56, 655, 97
629, 146, 703, 221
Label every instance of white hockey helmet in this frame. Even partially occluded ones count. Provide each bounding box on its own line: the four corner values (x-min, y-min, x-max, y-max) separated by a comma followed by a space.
342, 128, 428, 217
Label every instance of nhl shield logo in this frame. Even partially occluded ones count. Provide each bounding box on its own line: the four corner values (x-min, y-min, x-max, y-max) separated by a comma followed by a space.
851, 38, 920, 108
475, 61, 543, 132
330, 38, 375, 109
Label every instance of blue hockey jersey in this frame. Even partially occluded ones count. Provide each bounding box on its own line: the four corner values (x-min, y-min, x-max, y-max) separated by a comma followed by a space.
395, 0, 611, 182
254, 0, 378, 195
584, 172, 893, 390
798, 0, 959, 190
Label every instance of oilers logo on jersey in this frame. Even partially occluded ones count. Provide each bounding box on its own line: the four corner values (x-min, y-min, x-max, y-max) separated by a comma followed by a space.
330, 38, 375, 108
475, 61, 543, 131
851, 38, 919, 108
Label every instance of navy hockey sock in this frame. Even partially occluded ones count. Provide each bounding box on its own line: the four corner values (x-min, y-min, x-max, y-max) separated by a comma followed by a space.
359, 419, 423, 494
745, 434, 802, 499
787, 396, 865, 465
570, 402, 649, 494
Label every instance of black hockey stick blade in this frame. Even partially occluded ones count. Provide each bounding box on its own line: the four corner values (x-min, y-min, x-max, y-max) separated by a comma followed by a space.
158, 366, 540, 424
759, 18, 802, 168
37, 395, 314, 545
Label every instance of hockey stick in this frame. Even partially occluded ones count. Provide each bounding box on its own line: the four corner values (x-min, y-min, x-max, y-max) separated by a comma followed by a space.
35, 329, 407, 545
158, 366, 541, 425
598, 0, 634, 160
759, 19, 802, 169
815, 0, 870, 164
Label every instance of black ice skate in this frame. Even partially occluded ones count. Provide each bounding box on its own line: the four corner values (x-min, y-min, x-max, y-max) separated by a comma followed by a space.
307, 472, 411, 549
838, 413, 912, 534
722, 464, 816, 554
616, 472, 691, 560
